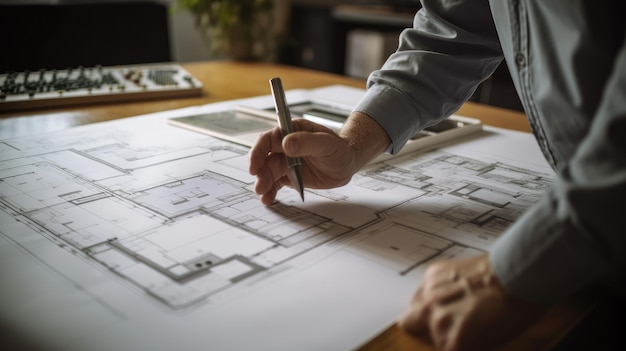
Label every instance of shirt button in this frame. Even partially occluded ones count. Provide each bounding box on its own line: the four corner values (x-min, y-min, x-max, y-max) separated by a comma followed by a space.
515, 53, 526, 66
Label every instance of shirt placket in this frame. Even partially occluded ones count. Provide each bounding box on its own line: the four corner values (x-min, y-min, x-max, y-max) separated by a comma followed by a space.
513, 0, 558, 170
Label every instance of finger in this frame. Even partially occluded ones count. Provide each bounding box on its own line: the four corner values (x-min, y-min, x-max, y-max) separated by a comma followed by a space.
442, 291, 500, 351
421, 255, 491, 295
429, 307, 457, 351
421, 279, 467, 306
249, 127, 283, 175
275, 118, 334, 158
401, 270, 464, 332
292, 118, 335, 134
399, 295, 459, 348
259, 180, 282, 206
421, 267, 459, 293
253, 152, 288, 197
282, 130, 343, 158
401, 285, 471, 341
397, 301, 430, 335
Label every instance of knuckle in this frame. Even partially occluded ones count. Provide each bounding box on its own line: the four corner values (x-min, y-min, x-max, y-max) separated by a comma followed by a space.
431, 309, 453, 333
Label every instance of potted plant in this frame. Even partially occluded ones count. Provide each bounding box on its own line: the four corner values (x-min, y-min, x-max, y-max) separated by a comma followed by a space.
173, 0, 283, 61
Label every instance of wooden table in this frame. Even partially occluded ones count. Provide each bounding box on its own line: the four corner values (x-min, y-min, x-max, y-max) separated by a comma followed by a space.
0, 61, 591, 350
0, 61, 531, 138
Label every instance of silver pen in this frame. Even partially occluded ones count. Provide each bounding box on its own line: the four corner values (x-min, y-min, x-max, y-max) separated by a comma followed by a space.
269, 77, 304, 201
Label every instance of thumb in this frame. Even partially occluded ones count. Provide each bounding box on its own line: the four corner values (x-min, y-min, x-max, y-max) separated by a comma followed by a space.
283, 131, 345, 158
397, 304, 430, 336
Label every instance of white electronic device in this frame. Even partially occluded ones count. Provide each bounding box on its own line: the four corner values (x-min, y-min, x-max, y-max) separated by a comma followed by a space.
168, 97, 483, 164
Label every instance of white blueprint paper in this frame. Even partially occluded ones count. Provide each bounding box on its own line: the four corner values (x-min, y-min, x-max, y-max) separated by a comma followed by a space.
0, 86, 554, 351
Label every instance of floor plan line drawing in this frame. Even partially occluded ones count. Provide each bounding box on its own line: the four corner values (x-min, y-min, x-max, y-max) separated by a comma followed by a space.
0, 120, 554, 312
0, 89, 557, 351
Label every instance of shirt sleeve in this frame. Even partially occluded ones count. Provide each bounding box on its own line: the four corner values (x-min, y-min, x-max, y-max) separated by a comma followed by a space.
491, 39, 626, 305
352, 0, 503, 154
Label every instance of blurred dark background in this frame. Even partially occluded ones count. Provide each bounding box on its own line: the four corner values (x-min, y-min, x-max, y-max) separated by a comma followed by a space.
0, 0, 522, 111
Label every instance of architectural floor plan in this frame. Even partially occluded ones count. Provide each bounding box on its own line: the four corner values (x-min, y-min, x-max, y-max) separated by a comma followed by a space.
0, 87, 555, 351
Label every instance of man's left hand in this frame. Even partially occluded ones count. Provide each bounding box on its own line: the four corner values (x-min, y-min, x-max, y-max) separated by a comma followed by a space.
398, 254, 544, 351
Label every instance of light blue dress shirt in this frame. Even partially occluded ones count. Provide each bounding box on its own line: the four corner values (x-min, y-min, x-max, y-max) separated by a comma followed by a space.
354, 0, 626, 305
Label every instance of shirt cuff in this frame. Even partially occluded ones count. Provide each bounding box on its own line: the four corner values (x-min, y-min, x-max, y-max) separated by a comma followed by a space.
490, 185, 612, 305
352, 84, 424, 155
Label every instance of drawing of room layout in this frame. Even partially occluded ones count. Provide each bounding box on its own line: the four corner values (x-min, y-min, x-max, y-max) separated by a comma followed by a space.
0, 137, 364, 308
366, 153, 553, 249
0, 129, 553, 309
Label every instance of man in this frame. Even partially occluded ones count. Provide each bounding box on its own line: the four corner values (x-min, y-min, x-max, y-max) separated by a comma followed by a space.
249, 0, 626, 349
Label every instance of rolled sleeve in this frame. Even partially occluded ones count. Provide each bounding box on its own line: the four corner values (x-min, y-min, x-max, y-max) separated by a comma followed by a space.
353, 0, 503, 154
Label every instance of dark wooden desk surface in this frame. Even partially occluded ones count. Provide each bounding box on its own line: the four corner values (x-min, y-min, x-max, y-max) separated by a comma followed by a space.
0, 61, 591, 351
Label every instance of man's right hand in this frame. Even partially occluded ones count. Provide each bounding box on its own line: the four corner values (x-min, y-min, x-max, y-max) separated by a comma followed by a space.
248, 112, 390, 205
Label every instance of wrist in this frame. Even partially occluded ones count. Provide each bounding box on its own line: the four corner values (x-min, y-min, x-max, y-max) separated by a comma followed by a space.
340, 111, 391, 171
